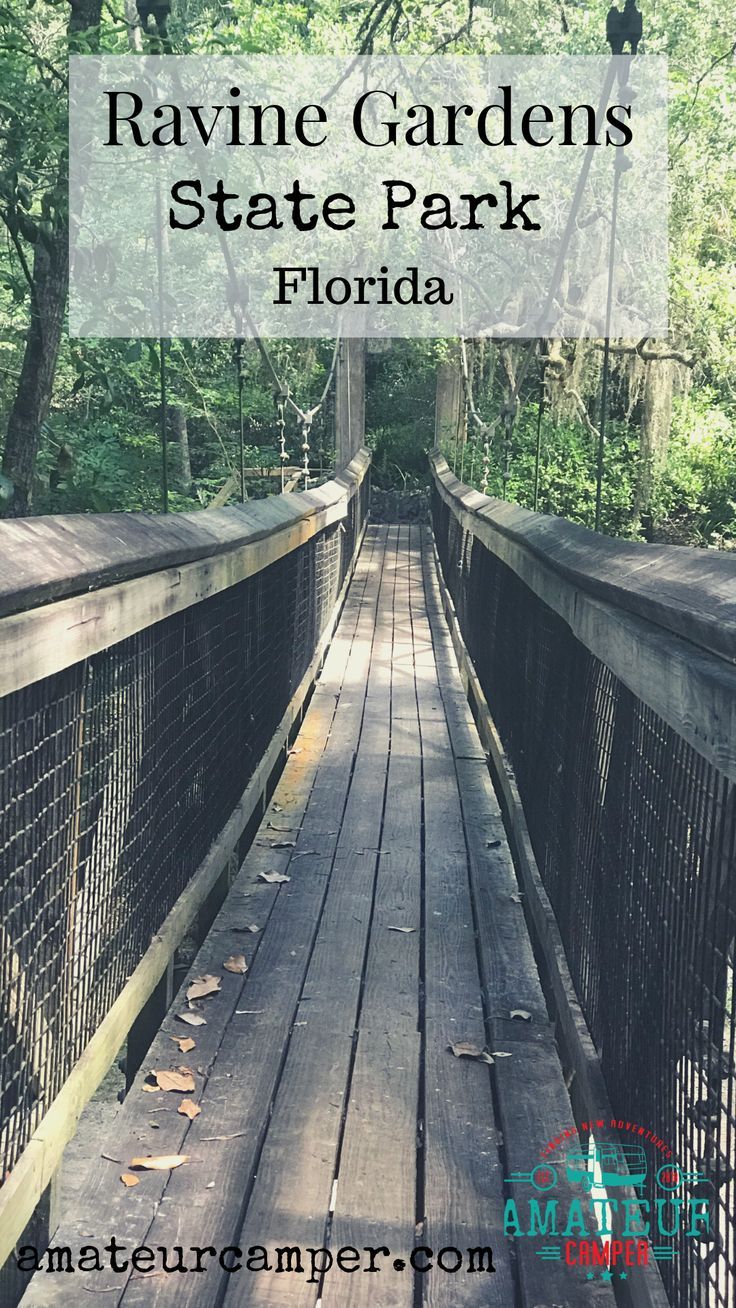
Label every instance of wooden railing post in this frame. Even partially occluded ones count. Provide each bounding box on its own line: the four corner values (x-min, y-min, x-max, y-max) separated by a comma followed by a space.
335, 339, 365, 470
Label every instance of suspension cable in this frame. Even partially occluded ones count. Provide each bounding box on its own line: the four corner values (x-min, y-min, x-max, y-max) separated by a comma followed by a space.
234, 338, 246, 504
242, 309, 341, 489
595, 148, 625, 532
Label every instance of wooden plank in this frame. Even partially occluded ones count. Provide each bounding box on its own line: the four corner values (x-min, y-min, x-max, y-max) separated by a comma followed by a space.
429, 532, 670, 1308
16, 525, 379, 1305
112, 527, 389, 1307
219, 1022, 355, 1308
214, 535, 398, 1308
494, 1043, 616, 1308
358, 528, 421, 1031
0, 492, 357, 699
320, 1028, 420, 1308
416, 530, 615, 1308
420, 539, 548, 1034
285, 532, 421, 1308
431, 450, 736, 661
409, 530, 516, 1307
431, 453, 736, 784
0, 450, 369, 620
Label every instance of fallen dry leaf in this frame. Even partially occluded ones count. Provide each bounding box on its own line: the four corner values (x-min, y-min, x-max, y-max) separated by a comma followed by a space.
236, 1008, 265, 1015
270, 840, 296, 849
178, 1099, 202, 1120
510, 893, 524, 904
491, 1051, 513, 1058
177, 1011, 207, 1027
223, 954, 248, 975
448, 1041, 494, 1064
259, 870, 290, 884
151, 1068, 195, 1093
141, 1084, 159, 1093
487, 839, 502, 849
271, 804, 283, 812
120, 1172, 139, 1188
201, 1131, 247, 1142
129, 1155, 190, 1171
170, 1036, 196, 1054
387, 926, 416, 934
511, 1009, 532, 1022
186, 975, 221, 1003
288, 747, 303, 756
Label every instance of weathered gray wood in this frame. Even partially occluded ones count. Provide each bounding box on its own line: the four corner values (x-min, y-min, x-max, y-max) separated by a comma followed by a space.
114, 531, 388, 1308
434, 349, 464, 449
335, 341, 365, 470
20, 527, 618, 1308
7, 515, 370, 1291
321, 1028, 420, 1308
0, 449, 369, 619
409, 528, 515, 1307
430, 533, 670, 1308
0, 452, 370, 697
495, 1042, 617, 1308
431, 450, 736, 661
431, 451, 736, 783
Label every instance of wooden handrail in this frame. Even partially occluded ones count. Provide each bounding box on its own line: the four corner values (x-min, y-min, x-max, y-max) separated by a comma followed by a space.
0, 449, 370, 698
0, 449, 370, 619
431, 449, 736, 783
431, 449, 736, 664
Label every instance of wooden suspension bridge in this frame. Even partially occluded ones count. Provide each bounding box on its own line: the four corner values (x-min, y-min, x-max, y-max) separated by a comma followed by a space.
0, 376, 735, 1308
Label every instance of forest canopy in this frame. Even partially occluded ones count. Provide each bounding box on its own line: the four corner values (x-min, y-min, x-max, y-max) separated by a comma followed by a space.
0, 0, 734, 545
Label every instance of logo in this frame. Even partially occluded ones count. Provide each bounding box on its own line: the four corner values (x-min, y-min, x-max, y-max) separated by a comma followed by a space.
503, 1120, 710, 1282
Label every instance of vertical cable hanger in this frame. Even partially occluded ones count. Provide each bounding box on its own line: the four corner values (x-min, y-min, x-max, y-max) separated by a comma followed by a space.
275, 388, 288, 492
243, 312, 342, 493
154, 173, 169, 514
300, 414, 313, 491
234, 338, 246, 503
595, 146, 626, 533
533, 360, 546, 513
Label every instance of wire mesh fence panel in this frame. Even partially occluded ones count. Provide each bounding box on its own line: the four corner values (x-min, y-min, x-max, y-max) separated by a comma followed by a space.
0, 486, 366, 1184
432, 482, 736, 1308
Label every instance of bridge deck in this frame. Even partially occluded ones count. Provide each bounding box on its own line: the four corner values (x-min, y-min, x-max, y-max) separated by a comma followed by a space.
21, 526, 614, 1308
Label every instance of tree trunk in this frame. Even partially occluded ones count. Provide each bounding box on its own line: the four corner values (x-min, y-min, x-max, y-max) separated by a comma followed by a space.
434, 348, 464, 451
0, 0, 102, 517
169, 405, 192, 493
1, 231, 68, 515
124, 0, 143, 51
335, 339, 365, 470
632, 356, 676, 539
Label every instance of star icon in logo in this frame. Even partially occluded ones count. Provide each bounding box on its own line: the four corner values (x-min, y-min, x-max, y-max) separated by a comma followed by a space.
601, 1270, 613, 1282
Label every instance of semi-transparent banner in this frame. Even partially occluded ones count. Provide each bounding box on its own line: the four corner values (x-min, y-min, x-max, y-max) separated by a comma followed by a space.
69, 55, 668, 339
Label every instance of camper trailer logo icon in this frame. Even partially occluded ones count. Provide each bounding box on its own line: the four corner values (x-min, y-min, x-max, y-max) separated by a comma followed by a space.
502, 1126, 710, 1281
566, 1142, 648, 1193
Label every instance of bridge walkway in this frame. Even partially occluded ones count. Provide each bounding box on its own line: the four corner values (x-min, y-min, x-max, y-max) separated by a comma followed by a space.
21, 526, 614, 1308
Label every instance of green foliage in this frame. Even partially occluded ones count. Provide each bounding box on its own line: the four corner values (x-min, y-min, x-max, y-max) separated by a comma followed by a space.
651, 394, 736, 545
0, 0, 733, 538
366, 340, 438, 488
